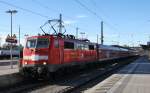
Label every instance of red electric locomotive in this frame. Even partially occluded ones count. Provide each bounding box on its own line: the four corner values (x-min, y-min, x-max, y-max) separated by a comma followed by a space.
19, 15, 134, 78
20, 34, 97, 76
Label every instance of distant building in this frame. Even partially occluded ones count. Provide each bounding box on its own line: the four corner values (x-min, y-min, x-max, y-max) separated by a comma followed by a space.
141, 42, 150, 58
147, 42, 150, 45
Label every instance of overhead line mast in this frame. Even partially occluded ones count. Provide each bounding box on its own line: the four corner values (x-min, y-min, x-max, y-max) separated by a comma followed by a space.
59, 14, 63, 34
101, 21, 104, 45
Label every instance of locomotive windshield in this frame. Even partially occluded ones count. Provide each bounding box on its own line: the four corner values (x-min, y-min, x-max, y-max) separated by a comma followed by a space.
26, 39, 36, 48
26, 38, 49, 48
36, 38, 49, 48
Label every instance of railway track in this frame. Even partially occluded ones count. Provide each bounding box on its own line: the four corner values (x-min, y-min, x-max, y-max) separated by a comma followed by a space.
0, 56, 138, 93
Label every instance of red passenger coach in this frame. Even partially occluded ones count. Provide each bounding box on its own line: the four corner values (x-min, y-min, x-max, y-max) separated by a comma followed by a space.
98, 45, 130, 60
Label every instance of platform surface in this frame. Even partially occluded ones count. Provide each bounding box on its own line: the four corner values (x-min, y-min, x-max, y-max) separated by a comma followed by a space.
84, 56, 150, 93
0, 60, 19, 76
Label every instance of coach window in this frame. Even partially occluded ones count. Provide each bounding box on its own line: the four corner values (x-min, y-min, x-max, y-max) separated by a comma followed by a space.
81, 44, 84, 50
64, 42, 74, 49
89, 45, 94, 50
74, 43, 79, 50
76, 43, 82, 50
84, 44, 88, 50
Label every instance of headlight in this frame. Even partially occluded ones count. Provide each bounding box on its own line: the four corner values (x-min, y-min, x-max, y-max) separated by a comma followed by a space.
43, 62, 47, 65
24, 62, 27, 65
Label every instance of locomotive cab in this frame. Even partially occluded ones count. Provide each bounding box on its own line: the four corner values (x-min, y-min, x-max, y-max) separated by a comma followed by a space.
20, 36, 51, 77
20, 35, 64, 78
25, 37, 49, 64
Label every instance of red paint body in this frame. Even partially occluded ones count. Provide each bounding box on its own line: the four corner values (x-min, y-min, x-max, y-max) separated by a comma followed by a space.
19, 35, 133, 76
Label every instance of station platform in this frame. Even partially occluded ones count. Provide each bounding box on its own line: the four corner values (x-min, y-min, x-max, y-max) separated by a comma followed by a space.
0, 60, 21, 89
84, 56, 150, 93
0, 60, 19, 76
0, 60, 18, 66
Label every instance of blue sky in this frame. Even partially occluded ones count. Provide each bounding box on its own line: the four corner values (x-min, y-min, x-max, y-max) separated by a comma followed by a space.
0, 0, 150, 46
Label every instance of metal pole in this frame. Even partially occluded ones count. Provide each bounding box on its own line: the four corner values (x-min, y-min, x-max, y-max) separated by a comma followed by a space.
101, 21, 104, 45
59, 14, 62, 33
97, 34, 99, 44
0, 37, 1, 48
19, 25, 20, 46
118, 34, 120, 45
11, 13, 12, 39
10, 12, 13, 69
6, 10, 17, 69
19, 25, 20, 59
76, 27, 79, 39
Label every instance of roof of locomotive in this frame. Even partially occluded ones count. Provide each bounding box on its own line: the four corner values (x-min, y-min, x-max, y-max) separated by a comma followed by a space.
26, 35, 52, 39
98, 44, 129, 51
64, 38, 96, 45
26, 34, 96, 45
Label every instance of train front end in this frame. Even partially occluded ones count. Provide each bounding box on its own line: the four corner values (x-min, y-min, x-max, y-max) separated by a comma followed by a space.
20, 36, 50, 78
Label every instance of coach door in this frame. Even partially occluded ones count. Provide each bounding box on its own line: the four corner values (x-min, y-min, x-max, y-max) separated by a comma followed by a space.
58, 38, 64, 64
51, 38, 64, 64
